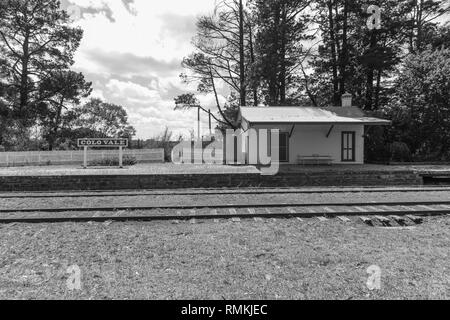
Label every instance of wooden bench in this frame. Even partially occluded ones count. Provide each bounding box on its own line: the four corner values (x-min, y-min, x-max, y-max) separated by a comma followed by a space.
298, 155, 333, 166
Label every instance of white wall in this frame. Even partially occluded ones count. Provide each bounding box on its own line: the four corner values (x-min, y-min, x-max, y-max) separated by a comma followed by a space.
245, 124, 365, 164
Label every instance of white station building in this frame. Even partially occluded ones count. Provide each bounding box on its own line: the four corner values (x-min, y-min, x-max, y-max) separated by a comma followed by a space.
238, 94, 390, 165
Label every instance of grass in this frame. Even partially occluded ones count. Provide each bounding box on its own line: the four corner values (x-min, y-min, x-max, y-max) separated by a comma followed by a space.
0, 216, 448, 300
88, 155, 137, 167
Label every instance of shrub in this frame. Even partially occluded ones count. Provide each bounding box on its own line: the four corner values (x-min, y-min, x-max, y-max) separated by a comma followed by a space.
383, 48, 450, 161
89, 155, 137, 167
364, 126, 391, 163
390, 142, 412, 162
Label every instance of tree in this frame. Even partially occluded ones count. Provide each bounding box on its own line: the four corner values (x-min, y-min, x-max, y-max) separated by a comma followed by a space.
0, 57, 10, 146
182, 0, 252, 106
174, 93, 237, 129
404, 0, 450, 53
215, 92, 241, 132
421, 23, 450, 49
251, 0, 313, 105
383, 48, 450, 160
309, 0, 357, 106
65, 98, 136, 141
238, 0, 246, 106
309, 0, 414, 110
178, 0, 256, 129
0, 0, 83, 124
153, 126, 182, 161
38, 71, 92, 149
359, 1, 408, 110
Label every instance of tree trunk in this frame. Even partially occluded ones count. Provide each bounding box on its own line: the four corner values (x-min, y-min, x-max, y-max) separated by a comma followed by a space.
374, 69, 382, 110
239, 0, 246, 106
210, 70, 237, 129
268, 3, 281, 105
19, 29, 30, 118
365, 69, 374, 111
339, 0, 348, 97
365, 31, 378, 111
416, 0, 424, 52
279, 3, 287, 105
302, 66, 318, 107
327, 0, 340, 106
247, 15, 258, 106
49, 99, 64, 151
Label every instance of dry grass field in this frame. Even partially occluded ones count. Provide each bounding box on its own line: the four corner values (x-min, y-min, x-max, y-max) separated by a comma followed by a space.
0, 216, 448, 300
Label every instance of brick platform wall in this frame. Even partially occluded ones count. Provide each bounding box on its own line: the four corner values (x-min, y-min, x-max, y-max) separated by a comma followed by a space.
0, 170, 423, 191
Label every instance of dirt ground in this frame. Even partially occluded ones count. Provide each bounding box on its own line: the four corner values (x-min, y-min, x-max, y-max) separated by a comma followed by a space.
0, 216, 448, 300
1, 190, 449, 210
1, 163, 450, 176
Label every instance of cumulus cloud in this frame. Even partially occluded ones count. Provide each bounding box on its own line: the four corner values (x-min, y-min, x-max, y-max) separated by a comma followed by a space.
82, 50, 181, 76
105, 79, 161, 102
61, 0, 116, 22
158, 13, 198, 42
65, 0, 228, 139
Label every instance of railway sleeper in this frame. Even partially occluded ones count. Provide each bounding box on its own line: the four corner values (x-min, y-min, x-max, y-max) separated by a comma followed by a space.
0, 203, 446, 224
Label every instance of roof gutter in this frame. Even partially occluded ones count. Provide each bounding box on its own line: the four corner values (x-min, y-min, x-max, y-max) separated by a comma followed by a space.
247, 121, 391, 126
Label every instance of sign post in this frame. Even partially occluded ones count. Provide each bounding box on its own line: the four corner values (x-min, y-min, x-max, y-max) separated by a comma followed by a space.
119, 146, 123, 168
77, 138, 128, 169
83, 146, 88, 169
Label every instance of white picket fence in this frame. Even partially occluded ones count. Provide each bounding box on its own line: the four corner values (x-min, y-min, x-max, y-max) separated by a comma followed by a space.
0, 149, 164, 167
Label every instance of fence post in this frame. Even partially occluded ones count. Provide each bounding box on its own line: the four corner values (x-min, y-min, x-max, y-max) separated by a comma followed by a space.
83, 147, 88, 169
119, 147, 123, 168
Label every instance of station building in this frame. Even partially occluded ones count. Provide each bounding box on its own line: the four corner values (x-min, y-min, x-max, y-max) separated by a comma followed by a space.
238, 94, 390, 165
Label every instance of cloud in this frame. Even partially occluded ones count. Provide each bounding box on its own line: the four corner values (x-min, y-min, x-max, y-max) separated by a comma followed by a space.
67, 0, 227, 139
121, 0, 137, 15
83, 76, 226, 139
82, 49, 181, 77
105, 79, 161, 102
61, 0, 116, 22
158, 13, 198, 41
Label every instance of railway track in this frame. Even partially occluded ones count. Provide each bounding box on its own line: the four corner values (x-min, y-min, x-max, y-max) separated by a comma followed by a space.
1, 186, 450, 198
0, 200, 449, 224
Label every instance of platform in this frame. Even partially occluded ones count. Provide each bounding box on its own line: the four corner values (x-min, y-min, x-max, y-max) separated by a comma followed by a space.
0, 163, 441, 191
1, 163, 449, 176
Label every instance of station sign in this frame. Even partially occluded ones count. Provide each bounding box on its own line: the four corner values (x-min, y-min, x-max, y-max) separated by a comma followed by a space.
77, 138, 128, 148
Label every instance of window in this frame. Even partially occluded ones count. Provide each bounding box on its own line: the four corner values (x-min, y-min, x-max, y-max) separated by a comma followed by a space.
341, 132, 355, 162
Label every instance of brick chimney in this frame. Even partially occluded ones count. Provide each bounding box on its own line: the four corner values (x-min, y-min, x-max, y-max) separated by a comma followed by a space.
341, 92, 352, 107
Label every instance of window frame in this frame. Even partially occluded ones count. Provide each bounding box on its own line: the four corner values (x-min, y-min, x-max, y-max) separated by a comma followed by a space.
341, 131, 356, 162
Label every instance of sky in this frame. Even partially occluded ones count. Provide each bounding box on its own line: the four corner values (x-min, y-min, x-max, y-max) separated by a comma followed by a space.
60, 0, 227, 139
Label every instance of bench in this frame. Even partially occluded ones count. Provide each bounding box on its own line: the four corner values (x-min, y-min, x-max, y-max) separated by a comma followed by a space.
298, 155, 333, 166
